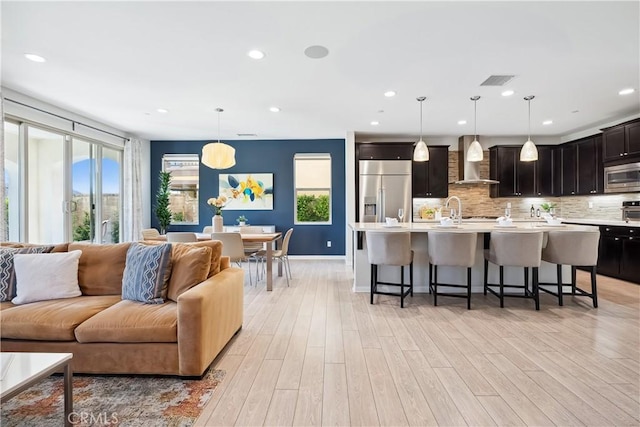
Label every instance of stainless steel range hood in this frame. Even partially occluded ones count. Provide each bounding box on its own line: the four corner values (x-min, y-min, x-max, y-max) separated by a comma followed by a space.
453, 135, 499, 185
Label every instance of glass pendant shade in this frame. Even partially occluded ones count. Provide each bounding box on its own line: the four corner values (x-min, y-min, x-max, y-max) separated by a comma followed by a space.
467, 139, 483, 162
520, 139, 538, 162
413, 96, 429, 161
520, 95, 538, 162
413, 139, 429, 161
202, 142, 236, 169
202, 107, 236, 169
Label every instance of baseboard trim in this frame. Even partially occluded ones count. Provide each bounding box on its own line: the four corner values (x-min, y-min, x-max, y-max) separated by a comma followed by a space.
288, 255, 346, 261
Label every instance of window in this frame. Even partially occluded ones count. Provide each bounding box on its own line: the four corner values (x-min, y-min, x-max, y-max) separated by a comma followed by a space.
294, 153, 331, 224
162, 155, 199, 224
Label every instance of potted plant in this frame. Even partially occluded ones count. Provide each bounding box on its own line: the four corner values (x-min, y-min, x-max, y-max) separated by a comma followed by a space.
540, 202, 557, 217
236, 215, 247, 226
155, 171, 172, 234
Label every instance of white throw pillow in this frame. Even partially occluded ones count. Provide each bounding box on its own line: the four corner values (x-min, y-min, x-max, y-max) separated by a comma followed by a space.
11, 250, 82, 305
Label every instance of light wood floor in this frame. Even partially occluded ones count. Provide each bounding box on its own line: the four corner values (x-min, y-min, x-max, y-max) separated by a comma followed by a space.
196, 260, 640, 426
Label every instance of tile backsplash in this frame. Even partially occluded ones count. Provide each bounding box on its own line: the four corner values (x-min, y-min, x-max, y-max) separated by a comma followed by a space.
413, 151, 639, 220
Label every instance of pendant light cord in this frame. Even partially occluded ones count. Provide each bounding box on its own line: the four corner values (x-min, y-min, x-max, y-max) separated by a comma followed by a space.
217, 110, 221, 143
474, 99, 477, 140
528, 99, 531, 141
419, 99, 423, 139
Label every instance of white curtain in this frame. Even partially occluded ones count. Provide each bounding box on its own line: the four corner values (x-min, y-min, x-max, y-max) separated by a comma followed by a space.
0, 92, 6, 242
123, 138, 143, 241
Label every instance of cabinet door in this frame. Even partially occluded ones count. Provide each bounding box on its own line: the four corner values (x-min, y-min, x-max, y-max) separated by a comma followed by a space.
621, 236, 640, 284
426, 147, 449, 197
602, 127, 626, 162
497, 147, 517, 196
552, 147, 562, 196
626, 121, 640, 158
411, 161, 428, 197
517, 158, 536, 196
358, 144, 413, 160
597, 234, 621, 277
561, 144, 577, 196
536, 146, 553, 196
576, 137, 598, 194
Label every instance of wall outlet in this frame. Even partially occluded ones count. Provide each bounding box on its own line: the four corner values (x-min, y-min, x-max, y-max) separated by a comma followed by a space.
327, 241, 332, 247
588, 201, 594, 209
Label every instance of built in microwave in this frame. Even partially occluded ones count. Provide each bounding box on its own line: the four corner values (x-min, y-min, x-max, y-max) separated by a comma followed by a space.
604, 162, 640, 193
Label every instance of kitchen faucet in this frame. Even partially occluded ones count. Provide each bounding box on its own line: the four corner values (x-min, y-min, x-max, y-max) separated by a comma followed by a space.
445, 196, 462, 225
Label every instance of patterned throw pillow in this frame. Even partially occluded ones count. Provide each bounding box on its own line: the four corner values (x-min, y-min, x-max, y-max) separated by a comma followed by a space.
0, 246, 55, 302
121, 242, 172, 304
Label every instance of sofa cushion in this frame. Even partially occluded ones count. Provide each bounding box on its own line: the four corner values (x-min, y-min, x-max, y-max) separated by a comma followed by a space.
0, 301, 15, 311
122, 243, 172, 304
0, 295, 121, 341
187, 241, 223, 277
167, 245, 212, 302
75, 299, 177, 343
12, 250, 82, 305
0, 246, 55, 302
69, 242, 132, 295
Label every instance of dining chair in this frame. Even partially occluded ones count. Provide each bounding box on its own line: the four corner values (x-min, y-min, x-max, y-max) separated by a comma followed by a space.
256, 228, 294, 287
211, 232, 257, 286
166, 232, 197, 242
141, 228, 161, 240
365, 230, 413, 307
202, 226, 213, 234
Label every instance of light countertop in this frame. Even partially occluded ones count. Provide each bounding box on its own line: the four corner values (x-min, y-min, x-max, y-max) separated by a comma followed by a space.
561, 218, 640, 228
349, 222, 597, 233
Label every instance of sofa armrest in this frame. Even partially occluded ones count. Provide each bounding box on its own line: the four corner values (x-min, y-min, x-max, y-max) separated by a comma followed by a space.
177, 267, 244, 376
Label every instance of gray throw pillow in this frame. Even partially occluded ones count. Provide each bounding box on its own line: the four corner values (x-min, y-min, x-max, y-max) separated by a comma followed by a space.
121, 242, 172, 304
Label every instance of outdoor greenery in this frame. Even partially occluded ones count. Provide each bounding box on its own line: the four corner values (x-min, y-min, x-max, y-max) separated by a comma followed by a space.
296, 194, 330, 222
73, 211, 92, 241
111, 218, 119, 243
172, 212, 185, 222
156, 171, 172, 234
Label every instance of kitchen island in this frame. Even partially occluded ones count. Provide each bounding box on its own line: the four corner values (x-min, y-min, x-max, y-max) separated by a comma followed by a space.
349, 221, 599, 294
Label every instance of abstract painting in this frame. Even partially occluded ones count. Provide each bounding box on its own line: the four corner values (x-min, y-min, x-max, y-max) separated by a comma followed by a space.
219, 173, 274, 210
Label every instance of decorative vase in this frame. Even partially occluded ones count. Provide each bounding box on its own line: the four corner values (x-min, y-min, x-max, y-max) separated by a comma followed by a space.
213, 214, 223, 232
239, 221, 246, 226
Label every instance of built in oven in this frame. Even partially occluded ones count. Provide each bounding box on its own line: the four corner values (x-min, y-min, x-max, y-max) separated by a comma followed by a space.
604, 162, 640, 193
622, 201, 640, 222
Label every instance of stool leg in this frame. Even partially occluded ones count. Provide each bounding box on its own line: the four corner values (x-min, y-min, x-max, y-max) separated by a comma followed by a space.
557, 264, 564, 306
533, 267, 540, 311
571, 266, 577, 296
483, 259, 488, 295
499, 266, 504, 308
434, 265, 438, 307
370, 264, 375, 305
467, 267, 472, 310
400, 266, 405, 308
429, 263, 433, 294
591, 266, 598, 308
524, 267, 529, 296
410, 262, 414, 297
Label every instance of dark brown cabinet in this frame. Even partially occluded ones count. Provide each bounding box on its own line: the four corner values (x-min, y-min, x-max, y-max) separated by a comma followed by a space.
559, 144, 577, 196
357, 143, 413, 160
602, 118, 640, 162
596, 226, 640, 284
412, 146, 448, 198
489, 146, 554, 198
576, 136, 603, 195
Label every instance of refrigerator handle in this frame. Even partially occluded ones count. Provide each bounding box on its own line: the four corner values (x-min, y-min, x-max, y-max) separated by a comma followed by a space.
378, 187, 385, 222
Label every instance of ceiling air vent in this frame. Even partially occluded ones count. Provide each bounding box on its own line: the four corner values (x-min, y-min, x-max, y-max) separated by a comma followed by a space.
237, 133, 257, 137
480, 75, 516, 86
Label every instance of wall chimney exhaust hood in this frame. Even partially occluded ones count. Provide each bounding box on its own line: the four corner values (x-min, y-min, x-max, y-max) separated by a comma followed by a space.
453, 135, 499, 184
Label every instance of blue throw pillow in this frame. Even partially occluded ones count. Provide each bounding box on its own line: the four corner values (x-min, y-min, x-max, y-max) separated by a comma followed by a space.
0, 246, 55, 302
122, 242, 172, 304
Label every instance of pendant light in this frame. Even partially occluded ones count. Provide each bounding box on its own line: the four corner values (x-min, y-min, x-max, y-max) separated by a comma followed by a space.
202, 108, 236, 169
467, 96, 483, 162
520, 95, 538, 162
413, 96, 429, 161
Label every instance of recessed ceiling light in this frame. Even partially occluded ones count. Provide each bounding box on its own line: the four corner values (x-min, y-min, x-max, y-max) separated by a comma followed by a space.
157, 108, 169, 113
24, 53, 46, 63
457, 120, 467, 125
247, 50, 265, 60
384, 91, 396, 97
619, 88, 635, 95
370, 121, 380, 126
542, 120, 553, 125
572, 110, 579, 114
501, 90, 515, 97
304, 45, 329, 59
269, 107, 280, 113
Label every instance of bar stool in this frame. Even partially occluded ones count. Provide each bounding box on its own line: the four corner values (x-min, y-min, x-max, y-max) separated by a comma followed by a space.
484, 231, 543, 310
365, 231, 413, 308
427, 231, 478, 310
540, 228, 600, 308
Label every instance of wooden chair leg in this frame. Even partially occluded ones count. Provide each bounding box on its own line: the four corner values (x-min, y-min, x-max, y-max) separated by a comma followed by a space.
557, 264, 564, 306
499, 266, 504, 308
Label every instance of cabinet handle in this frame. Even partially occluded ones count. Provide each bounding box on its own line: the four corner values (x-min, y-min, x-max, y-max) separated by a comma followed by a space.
624, 152, 628, 156
605, 228, 611, 232
615, 237, 620, 241
620, 153, 624, 156
630, 237, 634, 241
571, 191, 575, 194
630, 229, 635, 233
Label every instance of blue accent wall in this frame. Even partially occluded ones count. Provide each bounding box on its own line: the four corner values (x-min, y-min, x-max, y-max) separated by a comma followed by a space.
150, 139, 346, 255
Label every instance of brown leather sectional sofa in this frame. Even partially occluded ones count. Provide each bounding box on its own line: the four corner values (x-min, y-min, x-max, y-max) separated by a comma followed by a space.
0, 241, 244, 377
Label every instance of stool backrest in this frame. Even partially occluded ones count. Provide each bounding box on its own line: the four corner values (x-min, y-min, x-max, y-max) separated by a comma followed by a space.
166, 232, 197, 242
366, 231, 412, 266
428, 231, 477, 267
542, 229, 600, 266
489, 231, 543, 267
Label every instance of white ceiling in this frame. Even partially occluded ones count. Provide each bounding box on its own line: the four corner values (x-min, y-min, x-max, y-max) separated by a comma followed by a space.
2, 1, 639, 141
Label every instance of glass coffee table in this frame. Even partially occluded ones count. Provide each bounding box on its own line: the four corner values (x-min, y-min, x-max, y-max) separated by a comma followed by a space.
1, 352, 73, 427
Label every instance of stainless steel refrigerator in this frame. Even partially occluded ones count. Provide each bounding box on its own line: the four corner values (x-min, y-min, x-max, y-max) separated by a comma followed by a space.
359, 160, 412, 222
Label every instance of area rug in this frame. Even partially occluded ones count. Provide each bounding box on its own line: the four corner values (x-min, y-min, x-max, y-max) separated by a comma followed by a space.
1, 369, 225, 427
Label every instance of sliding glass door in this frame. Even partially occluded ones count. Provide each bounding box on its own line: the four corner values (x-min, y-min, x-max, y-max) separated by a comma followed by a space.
101, 146, 121, 243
